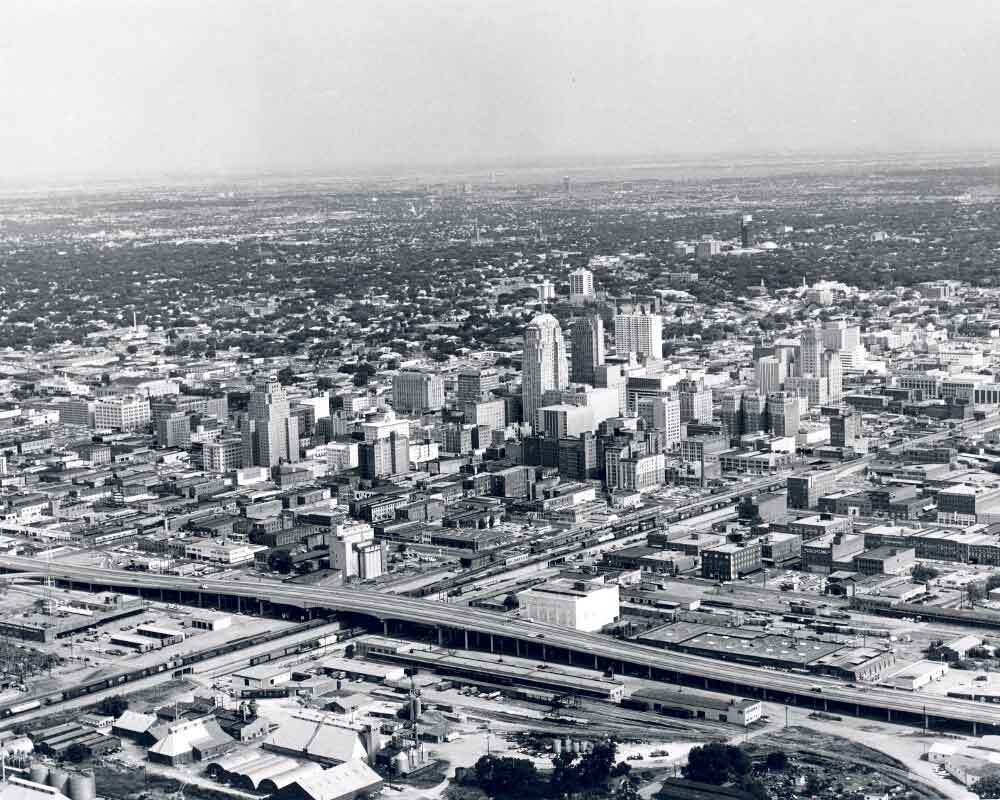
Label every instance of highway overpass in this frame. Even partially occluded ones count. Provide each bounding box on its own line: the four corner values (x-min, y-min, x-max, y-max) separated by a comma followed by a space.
1, 555, 997, 734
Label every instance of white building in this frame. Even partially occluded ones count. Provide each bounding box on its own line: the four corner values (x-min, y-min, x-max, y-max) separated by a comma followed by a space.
614, 313, 663, 360
522, 313, 569, 432
184, 539, 265, 566
569, 267, 595, 305
636, 396, 681, 449
94, 394, 151, 431
519, 577, 620, 632
330, 520, 386, 580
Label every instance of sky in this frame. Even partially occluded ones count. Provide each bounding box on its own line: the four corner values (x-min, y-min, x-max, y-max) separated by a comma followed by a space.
2, 0, 999, 181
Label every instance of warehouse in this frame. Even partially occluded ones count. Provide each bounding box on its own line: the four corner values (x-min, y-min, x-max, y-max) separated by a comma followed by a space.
626, 687, 762, 727
109, 632, 159, 653
319, 657, 406, 685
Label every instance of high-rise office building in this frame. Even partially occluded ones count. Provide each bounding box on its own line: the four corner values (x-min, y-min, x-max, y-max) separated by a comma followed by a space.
739, 214, 755, 248
677, 378, 713, 424
242, 375, 300, 468
457, 368, 499, 405
522, 313, 568, 432
202, 436, 243, 473
94, 395, 151, 431
823, 350, 843, 402
755, 355, 784, 396
720, 391, 744, 444
157, 411, 191, 448
569, 268, 595, 305
830, 409, 863, 449
359, 431, 409, 479
570, 315, 605, 385
741, 392, 768, 434
614, 313, 663, 360
637, 395, 682, 449
766, 392, 799, 437
798, 325, 823, 377
392, 370, 444, 413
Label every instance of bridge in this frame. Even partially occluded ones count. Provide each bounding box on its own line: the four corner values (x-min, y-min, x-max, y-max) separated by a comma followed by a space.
1, 555, 997, 734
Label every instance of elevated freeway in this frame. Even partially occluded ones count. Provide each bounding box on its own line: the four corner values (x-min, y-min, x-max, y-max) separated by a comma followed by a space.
1, 556, 997, 734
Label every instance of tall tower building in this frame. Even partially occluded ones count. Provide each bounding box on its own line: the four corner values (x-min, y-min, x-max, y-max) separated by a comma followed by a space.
720, 391, 744, 444
823, 351, 843, 403
522, 313, 568, 432
242, 375, 299, 468
569, 268, 595, 306
739, 214, 755, 248
614, 313, 663, 360
798, 326, 823, 377
570, 315, 605, 385
741, 392, 768, 434
756, 355, 784, 396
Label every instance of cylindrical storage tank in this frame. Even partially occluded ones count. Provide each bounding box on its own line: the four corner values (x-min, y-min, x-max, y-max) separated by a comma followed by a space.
571, 740, 580, 753
552, 739, 562, 755
585, 741, 593, 753
29, 765, 49, 785
392, 753, 408, 775
47, 768, 69, 793
68, 772, 97, 800
561, 738, 570, 753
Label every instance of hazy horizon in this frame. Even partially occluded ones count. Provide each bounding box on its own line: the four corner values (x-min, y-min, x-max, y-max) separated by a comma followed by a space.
3, 0, 999, 185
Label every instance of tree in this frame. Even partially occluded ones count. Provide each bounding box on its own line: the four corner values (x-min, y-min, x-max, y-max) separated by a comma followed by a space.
765, 750, 788, 771
277, 366, 298, 386
502, 593, 520, 611
97, 694, 129, 718
911, 564, 939, 584
974, 774, 1000, 799
968, 581, 986, 607
684, 743, 751, 785
473, 755, 544, 800
316, 377, 334, 392
65, 742, 89, 763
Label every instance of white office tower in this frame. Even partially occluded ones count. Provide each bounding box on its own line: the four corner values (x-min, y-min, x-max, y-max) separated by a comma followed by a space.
614, 313, 663, 360
637, 395, 682, 449
823, 350, 843, 402
242, 375, 299, 468
522, 313, 569, 432
798, 325, 823, 377
569, 267, 595, 305
822, 319, 866, 369
756, 355, 784, 396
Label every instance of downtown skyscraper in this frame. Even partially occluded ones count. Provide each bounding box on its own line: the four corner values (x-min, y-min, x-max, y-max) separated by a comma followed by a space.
570, 315, 605, 386
522, 313, 568, 432
242, 374, 300, 468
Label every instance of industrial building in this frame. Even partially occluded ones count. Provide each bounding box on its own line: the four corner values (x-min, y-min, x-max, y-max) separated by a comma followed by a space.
626, 687, 762, 727
518, 577, 620, 632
